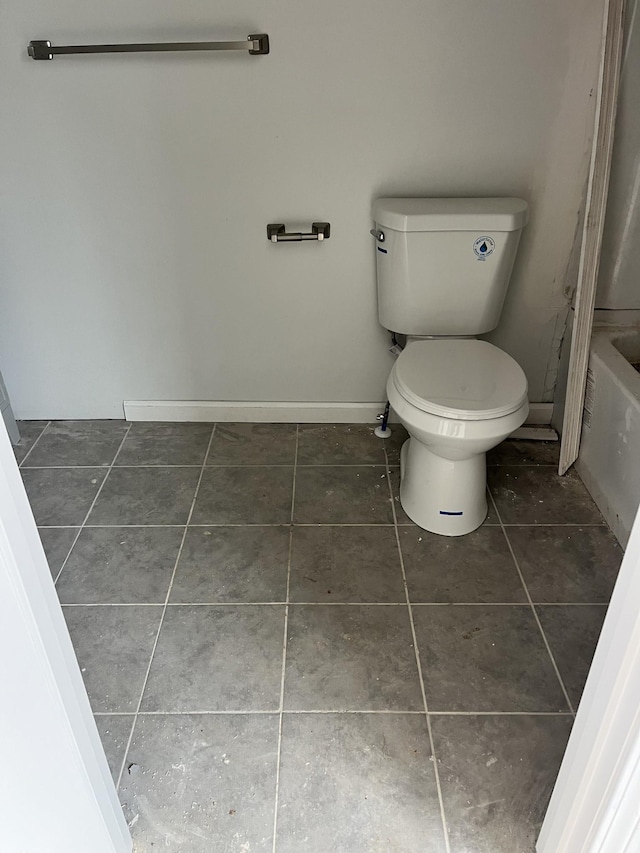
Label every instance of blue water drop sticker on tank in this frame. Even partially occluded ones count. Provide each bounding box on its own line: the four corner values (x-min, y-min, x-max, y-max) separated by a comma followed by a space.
473, 235, 495, 260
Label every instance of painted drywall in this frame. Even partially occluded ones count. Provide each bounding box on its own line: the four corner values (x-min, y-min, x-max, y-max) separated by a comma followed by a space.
597, 0, 640, 309
0, 1, 602, 418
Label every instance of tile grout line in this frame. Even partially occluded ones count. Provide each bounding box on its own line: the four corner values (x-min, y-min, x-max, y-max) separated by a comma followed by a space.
53, 424, 133, 587
59, 600, 611, 608
93, 708, 574, 717
20, 461, 569, 471
271, 423, 299, 853
45, 522, 399, 528
487, 489, 577, 716
383, 443, 451, 853
496, 523, 607, 528
114, 424, 217, 792
35, 521, 609, 529
20, 462, 392, 470
18, 420, 51, 467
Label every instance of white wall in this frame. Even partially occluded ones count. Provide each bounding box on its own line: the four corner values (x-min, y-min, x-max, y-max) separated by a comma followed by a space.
597, 0, 640, 309
0, 1, 603, 419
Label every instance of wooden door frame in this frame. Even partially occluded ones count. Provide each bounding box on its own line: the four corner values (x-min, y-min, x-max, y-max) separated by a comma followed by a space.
559, 0, 625, 474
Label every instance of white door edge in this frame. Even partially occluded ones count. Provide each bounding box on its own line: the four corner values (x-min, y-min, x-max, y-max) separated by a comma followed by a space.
0, 421, 131, 853
537, 502, 640, 852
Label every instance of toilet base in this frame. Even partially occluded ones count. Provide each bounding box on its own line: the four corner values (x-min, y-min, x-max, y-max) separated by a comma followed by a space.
399, 439, 487, 536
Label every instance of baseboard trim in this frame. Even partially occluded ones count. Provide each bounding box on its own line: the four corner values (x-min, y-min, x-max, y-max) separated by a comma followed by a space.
511, 426, 558, 441
123, 399, 554, 425
123, 400, 389, 423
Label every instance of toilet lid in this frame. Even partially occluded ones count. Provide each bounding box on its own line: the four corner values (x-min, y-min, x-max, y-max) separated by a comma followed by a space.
392, 340, 528, 420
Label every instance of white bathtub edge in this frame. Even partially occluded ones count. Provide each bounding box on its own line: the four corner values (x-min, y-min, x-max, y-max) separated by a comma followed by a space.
578, 328, 640, 546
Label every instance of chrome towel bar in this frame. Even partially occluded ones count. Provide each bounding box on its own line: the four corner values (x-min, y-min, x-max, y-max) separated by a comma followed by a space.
267, 223, 331, 243
27, 34, 269, 60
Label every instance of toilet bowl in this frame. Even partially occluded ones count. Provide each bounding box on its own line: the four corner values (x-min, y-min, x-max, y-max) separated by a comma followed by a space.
387, 338, 528, 535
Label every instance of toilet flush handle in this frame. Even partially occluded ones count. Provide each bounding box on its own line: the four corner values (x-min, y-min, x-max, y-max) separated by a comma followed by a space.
369, 229, 385, 242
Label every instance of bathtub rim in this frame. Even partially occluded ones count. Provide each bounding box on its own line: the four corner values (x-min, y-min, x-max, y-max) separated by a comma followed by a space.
591, 327, 640, 400
576, 327, 640, 547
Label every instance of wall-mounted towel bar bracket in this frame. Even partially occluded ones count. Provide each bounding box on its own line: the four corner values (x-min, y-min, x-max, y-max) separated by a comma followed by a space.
27, 34, 269, 60
267, 223, 331, 243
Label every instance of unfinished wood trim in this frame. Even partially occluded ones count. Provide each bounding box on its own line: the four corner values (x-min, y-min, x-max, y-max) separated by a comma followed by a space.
559, 0, 625, 475
511, 426, 558, 441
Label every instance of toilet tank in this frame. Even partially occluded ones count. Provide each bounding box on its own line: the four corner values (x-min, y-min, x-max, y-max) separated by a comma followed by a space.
373, 198, 528, 335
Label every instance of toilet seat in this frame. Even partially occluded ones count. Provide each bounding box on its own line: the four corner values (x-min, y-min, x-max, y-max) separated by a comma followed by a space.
392, 339, 528, 421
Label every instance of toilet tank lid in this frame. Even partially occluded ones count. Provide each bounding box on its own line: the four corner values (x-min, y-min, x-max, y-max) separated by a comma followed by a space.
372, 197, 529, 232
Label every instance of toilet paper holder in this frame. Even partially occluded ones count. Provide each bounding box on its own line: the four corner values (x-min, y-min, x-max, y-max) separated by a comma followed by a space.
267, 222, 330, 243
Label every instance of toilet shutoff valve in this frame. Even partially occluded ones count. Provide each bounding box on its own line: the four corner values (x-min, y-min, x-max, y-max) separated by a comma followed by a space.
375, 404, 392, 439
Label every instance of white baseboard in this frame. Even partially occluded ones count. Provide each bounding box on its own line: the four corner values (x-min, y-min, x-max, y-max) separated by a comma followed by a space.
123, 400, 390, 423
511, 426, 558, 441
123, 399, 554, 425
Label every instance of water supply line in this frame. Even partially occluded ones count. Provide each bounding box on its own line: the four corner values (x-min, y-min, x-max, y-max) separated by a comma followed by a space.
375, 401, 392, 439
375, 332, 404, 439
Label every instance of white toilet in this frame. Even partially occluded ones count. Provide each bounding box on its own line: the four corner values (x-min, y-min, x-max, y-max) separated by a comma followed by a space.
373, 197, 530, 536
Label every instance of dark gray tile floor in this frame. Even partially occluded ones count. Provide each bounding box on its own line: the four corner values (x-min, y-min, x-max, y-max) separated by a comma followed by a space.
15, 420, 623, 852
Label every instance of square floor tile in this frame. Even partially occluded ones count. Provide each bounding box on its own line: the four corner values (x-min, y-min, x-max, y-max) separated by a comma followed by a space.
488, 439, 560, 467
94, 714, 134, 784
115, 422, 213, 466
297, 424, 386, 465
170, 526, 289, 603
489, 466, 604, 524
400, 526, 526, 603
38, 527, 79, 578
22, 468, 106, 526
507, 526, 622, 603
294, 466, 393, 524
431, 714, 572, 853
537, 605, 607, 709
64, 605, 162, 712
57, 527, 184, 603
119, 714, 279, 853
206, 423, 297, 465
412, 605, 569, 712
88, 467, 200, 525
284, 605, 422, 710
13, 420, 48, 464
141, 605, 285, 712
24, 420, 128, 467
191, 467, 293, 525
277, 714, 446, 853
289, 526, 405, 602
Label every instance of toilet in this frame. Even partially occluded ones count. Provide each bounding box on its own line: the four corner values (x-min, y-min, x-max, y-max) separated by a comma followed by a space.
373, 197, 530, 536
